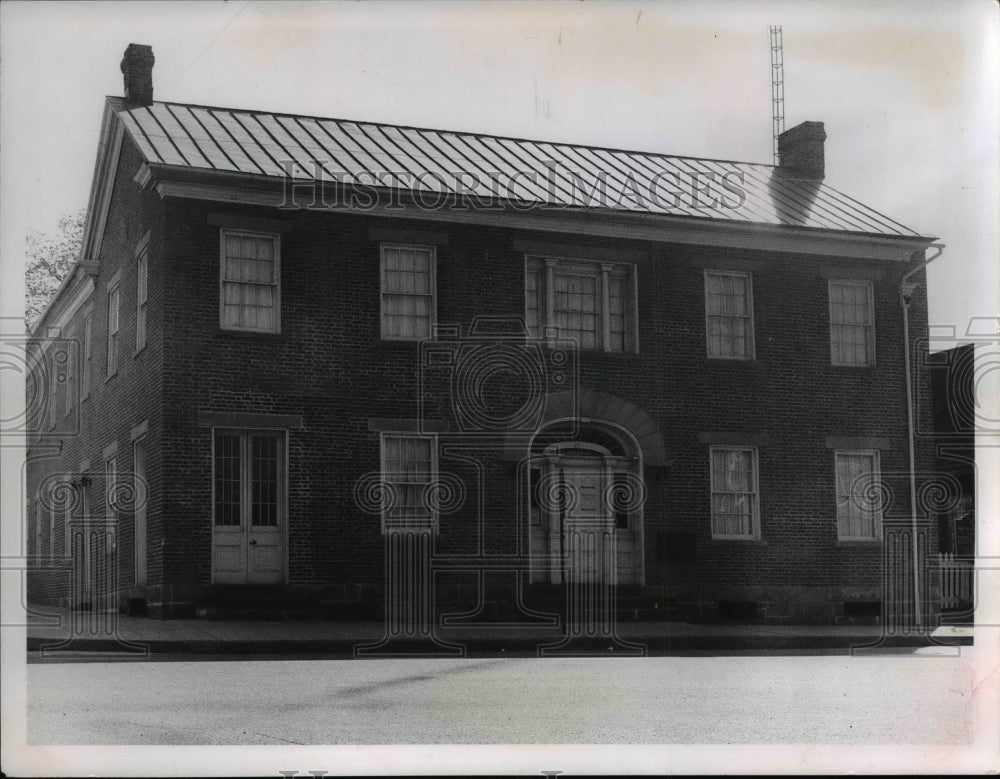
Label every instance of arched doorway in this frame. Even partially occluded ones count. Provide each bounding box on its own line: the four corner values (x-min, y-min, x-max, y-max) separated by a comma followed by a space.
525, 420, 644, 586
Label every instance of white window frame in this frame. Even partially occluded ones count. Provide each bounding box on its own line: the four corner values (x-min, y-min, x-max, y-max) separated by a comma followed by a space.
218, 229, 281, 334
136, 245, 148, 352
380, 243, 437, 341
828, 279, 875, 367
525, 255, 638, 353
106, 283, 120, 377
709, 445, 761, 541
82, 314, 92, 399
64, 327, 75, 417
379, 433, 439, 531
704, 269, 755, 360
48, 351, 59, 429
834, 449, 883, 541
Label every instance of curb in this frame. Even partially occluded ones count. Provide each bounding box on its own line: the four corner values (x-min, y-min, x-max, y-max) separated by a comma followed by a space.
27, 633, 972, 657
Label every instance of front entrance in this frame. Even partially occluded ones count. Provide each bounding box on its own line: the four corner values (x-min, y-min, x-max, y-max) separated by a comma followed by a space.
211, 430, 286, 584
528, 431, 643, 586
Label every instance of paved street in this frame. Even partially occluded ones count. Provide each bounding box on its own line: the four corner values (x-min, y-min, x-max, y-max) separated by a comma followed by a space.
27, 649, 974, 745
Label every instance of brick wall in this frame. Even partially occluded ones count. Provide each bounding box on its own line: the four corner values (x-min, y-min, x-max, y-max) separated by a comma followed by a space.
150, 197, 938, 620
26, 135, 165, 608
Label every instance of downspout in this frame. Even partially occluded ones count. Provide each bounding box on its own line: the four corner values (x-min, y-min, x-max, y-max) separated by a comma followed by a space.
899, 243, 945, 629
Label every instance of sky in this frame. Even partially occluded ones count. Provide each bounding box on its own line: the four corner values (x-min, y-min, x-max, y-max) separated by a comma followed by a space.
1, 0, 997, 342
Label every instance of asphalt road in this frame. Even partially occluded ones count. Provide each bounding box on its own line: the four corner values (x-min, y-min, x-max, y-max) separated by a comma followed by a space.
27, 648, 973, 745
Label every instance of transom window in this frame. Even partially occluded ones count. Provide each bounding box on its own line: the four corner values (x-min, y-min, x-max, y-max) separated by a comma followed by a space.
709, 446, 760, 540
213, 430, 284, 527
835, 450, 882, 540
220, 230, 280, 333
381, 434, 438, 529
829, 280, 874, 366
705, 270, 754, 359
525, 257, 636, 352
380, 244, 436, 340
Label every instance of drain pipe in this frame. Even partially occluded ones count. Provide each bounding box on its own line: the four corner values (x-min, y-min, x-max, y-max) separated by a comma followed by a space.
899, 243, 945, 629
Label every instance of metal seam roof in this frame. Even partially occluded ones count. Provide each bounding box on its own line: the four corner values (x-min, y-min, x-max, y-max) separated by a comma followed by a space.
118, 100, 924, 238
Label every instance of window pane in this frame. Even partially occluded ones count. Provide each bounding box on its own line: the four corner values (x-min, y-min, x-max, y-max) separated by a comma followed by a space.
221, 232, 278, 332
214, 434, 241, 526
706, 272, 752, 359
710, 447, 757, 538
830, 282, 873, 365
250, 436, 278, 526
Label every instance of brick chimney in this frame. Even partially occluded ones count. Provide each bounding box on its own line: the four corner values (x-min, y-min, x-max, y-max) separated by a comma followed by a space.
121, 44, 155, 105
778, 121, 826, 179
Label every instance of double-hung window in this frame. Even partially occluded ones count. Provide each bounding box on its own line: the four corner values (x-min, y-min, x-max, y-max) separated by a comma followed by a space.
829, 280, 874, 366
380, 244, 436, 340
381, 434, 437, 530
136, 245, 148, 351
82, 314, 92, 399
705, 270, 754, 359
220, 230, 280, 333
525, 257, 636, 352
106, 284, 120, 376
105, 454, 118, 552
834, 450, 882, 540
709, 446, 760, 540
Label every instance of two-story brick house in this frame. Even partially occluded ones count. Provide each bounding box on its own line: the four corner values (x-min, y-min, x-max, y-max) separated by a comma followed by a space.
26, 44, 940, 625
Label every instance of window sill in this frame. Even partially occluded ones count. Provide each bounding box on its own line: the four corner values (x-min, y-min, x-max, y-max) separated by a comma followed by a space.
213, 328, 287, 343
830, 363, 876, 370
710, 537, 766, 545
705, 356, 756, 365
836, 538, 882, 545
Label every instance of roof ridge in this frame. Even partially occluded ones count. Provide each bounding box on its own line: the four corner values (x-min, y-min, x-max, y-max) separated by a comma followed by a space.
117, 97, 777, 169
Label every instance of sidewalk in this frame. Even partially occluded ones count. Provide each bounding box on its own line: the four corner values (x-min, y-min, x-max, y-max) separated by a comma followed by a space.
24, 606, 973, 656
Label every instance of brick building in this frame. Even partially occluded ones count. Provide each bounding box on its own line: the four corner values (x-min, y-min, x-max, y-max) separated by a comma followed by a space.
27, 45, 941, 625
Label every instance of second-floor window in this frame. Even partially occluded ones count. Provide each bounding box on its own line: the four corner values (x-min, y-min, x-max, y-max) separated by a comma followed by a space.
220, 230, 280, 333
525, 257, 636, 352
82, 314, 92, 398
709, 446, 760, 540
380, 244, 436, 340
829, 280, 874, 366
136, 246, 148, 351
705, 270, 754, 360
107, 284, 120, 376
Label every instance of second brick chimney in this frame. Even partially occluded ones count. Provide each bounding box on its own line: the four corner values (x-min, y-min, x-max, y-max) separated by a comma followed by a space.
121, 44, 155, 106
778, 121, 826, 179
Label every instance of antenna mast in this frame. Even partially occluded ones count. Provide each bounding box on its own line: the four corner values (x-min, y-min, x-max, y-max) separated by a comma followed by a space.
769, 25, 785, 164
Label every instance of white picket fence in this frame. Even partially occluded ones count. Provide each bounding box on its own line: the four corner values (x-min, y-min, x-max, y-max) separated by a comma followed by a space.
938, 552, 973, 609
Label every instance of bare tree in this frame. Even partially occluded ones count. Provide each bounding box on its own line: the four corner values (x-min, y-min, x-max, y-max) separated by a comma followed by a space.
25, 210, 84, 329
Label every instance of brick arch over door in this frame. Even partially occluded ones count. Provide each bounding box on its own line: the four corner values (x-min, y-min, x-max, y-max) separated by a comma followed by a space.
503, 389, 666, 466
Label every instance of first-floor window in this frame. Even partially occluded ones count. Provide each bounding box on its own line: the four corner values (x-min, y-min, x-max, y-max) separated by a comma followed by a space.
835, 450, 882, 540
381, 434, 437, 529
105, 456, 118, 522
213, 430, 284, 528
525, 257, 637, 352
709, 446, 760, 540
